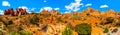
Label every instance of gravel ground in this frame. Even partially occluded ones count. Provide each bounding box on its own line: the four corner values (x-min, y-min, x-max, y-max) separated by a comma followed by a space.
115, 28, 120, 35
109, 28, 120, 35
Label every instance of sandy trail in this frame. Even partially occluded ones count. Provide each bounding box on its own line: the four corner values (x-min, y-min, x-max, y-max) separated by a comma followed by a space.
115, 28, 120, 35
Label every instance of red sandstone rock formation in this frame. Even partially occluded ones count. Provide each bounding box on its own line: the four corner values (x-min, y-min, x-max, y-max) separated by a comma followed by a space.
15, 8, 27, 16
4, 8, 14, 16
4, 8, 27, 16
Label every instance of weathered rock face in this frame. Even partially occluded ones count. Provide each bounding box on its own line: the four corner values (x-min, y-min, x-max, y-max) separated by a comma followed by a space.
15, 8, 27, 16
4, 8, 27, 16
84, 8, 100, 13
115, 12, 120, 18
29, 12, 36, 15
9, 8, 15, 16
83, 8, 94, 13
40, 10, 50, 15
4, 10, 10, 15
105, 9, 115, 17
50, 10, 61, 15
4, 8, 14, 16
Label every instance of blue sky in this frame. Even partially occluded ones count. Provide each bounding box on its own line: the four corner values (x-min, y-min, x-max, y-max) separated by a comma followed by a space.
0, 0, 120, 14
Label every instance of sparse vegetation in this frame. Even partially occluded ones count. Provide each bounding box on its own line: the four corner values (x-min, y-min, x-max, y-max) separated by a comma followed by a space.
19, 30, 33, 35
6, 20, 13, 25
114, 19, 120, 27
62, 26, 73, 35
29, 14, 39, 25
0, 8, 119, 35
115, 22, 120, 27
10, 31, 20, 35
75, 23, 91, 35
57, 18, 63, 22
0, 30, 3, 35
0, 22, 6, 29
103, 27, 109, 33
71, 15, 81, 20
106, 17, 114, 23
10, 30, 33, 35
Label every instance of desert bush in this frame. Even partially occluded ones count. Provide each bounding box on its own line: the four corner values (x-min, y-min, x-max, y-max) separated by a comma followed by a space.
106, 17, 114, 23
57, 18, 63, 22
71, 15, 81, 20
10, 31, 20, 35
75, 23, 91, 35
10, 30, 33, 35
103, 27, 109, 33
29, 14, 39, 25
18, 30, 33, 35
0, 22, 6, 29
67, 23, 74, 30
6, 20, 13, 25
62, 26, 73, 35
0, 30, 3, 35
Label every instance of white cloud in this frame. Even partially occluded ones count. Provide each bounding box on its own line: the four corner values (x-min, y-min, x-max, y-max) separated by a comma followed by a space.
82, 6, 84, 7
0, 10, 4, 15
40, 8, 43, 12
100, 4, 108, 8
18, 6, 32, 13
65, 0, 83, 12
31, 8, 36, 11
85, 3, 92, 6
18, 6, 36, 12
73, 8, 80, 12
64, 11, 71, 13
43, 7, 53, 11
44, 0, 47, 2
2, 1, 10, 7
75, 0, 82, 3
40, 7, 60, 12
18, 6, 28, 9
54, 8, 60, 10
40, 7, 53, 12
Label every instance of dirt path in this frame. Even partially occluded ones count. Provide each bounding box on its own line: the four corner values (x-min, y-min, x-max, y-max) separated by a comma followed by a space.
115, 28, 120, 35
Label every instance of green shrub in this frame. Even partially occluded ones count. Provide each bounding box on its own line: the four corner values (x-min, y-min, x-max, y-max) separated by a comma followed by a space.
62, 27, 73, 35
29, 14, 39, 25
67, 23, 74, 30
115, 22, 120, 27
107, 33, 110, 35
19, 30, 33, 35
75, 23, 91, 35
0, 22, 6, 29
57, 18, 63, 22
103, 27, 109, 33
10, 30, 33, 35
106, 17, 114, 23
6, 20, 13, 25
71, 15, 81, 20
10, 31, 20, 35
0, 30, 2, 35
